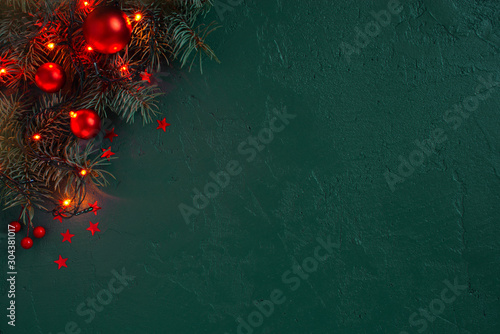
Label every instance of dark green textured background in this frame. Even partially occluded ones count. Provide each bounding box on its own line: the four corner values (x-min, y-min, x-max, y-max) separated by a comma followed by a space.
1, 0, 500, 333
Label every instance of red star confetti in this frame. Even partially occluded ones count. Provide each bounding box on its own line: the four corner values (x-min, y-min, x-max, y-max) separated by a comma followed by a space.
156, 117, 170, 132
104, 128, 118, 143
88, 201, 101, 215
53, 211, 64, 223
87, 221, 101, 236
101, 147, 115, 160
54, 255, 68, 269
140, 71, 152, 83
61, 229, 75, 243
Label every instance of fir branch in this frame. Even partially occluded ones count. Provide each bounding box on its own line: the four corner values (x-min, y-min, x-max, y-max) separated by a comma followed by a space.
110, 80, 162, 124
0, 0, 219, 222
168, 13, 219, 73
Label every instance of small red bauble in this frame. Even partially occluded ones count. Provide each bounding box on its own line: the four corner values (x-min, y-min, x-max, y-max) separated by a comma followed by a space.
33, 226, 46, 238
70, 109, 102, 139
35, 63, 66, 93
21, 237, 33, 249
83, 6, 132, 54
8, 221, 21, 233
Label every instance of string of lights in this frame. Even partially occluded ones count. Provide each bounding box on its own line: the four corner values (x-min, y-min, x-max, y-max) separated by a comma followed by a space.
1, 0, 218, 225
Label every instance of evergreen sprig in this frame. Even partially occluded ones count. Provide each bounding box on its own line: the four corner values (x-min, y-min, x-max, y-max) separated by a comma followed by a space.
0, 0, 218, 223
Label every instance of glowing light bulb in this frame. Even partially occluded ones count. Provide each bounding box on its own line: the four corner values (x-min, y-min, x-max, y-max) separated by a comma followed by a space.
83, 1, 89, 6
32, 134, 41, 140
80, 169, 87, 176
63, 199, 71, 207
70, 111, 77, 118
87, 46, 93, 51
120, 65, 128, 71
135, 13, 143, 21
47, 43, 55, 50
0, 68, 6, 74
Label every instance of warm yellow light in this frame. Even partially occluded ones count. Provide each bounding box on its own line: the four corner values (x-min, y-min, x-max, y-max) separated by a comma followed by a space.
135, 13, 142, 21
32, 134, 41, 140
80, 169, 87, 176
0, 68, 6, 74
63, 199, 71, 207
47, 43, 55, 50
70, 111, 77, 118
87, 46, 93, 51
120, 65, 128, 71
83, 1, 89, 6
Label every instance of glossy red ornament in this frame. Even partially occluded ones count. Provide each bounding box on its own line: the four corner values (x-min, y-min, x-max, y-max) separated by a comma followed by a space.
8, 221, 21, 233
33, 226, 46, 238
70, 109, 102, 139
21, 237, 33, 249
35, 63, 66, 93
83, 6, 132, 54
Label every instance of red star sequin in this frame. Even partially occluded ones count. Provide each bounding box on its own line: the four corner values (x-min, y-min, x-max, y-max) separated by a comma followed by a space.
101, 147, 115, 160
53, 211, 64, 223
156, 118, 170, 132
61, 229, 75, 243
104, 128, 118, 143
88, 201, 101, 215
54, 255, 68, 269
140, 71, 152, 83
86, 221, 101, 236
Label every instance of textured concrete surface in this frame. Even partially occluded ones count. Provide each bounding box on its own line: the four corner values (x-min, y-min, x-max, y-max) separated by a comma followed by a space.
1, 0, 500, 333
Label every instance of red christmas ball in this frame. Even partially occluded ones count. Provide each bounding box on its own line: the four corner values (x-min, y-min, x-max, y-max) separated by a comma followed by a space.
33, 226, 46, 238
21, 237, 33, 249
8, 221, 21, 233
83, 6, 132, 54
35, 63, 66, 93
70, 109, 102, 139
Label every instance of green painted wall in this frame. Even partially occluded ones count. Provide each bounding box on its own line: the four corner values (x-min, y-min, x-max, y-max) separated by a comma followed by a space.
2, 0, 500, 333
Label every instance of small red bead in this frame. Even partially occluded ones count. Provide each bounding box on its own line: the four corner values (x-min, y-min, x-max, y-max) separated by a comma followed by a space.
21, 237, 33, 249
8, 221, 21, 233
33, 226, 46, 238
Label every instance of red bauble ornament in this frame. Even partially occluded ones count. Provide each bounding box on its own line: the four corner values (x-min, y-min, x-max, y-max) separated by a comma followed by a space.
83, 6, 132, 54
8, 221, 21, 233
33, 226, 46, 238
70, 109, 102, 139
35, 63, 66, 93
21, 237, 33, 249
